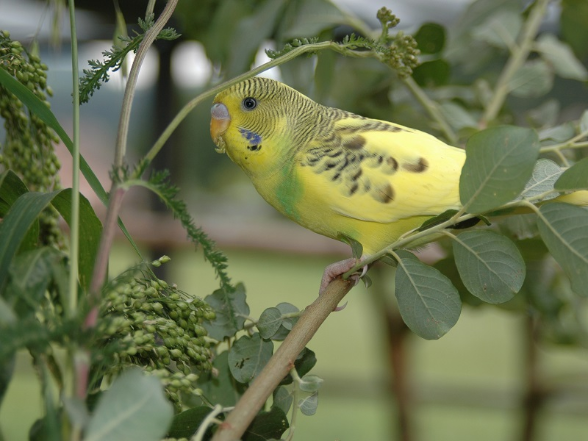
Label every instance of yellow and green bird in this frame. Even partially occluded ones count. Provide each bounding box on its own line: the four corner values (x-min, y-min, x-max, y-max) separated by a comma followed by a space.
210, 77, 467, 292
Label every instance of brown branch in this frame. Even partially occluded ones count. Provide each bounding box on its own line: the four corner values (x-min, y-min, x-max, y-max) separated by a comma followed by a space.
211, 277, 354, 441
385, 307, 412, 441
520, 315, 546, 441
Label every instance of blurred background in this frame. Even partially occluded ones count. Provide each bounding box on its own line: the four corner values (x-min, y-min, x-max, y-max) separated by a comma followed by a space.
1, 0, 588, 440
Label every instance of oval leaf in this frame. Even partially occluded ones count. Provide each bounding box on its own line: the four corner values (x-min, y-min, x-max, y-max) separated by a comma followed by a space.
394, 251, 461, 340
85, 368, 173, 441
521, 159, 563, 200
537, 202, 588, 297
536, 34, 588, 81
508, 60, 553, 98
554, 157, 588, 191
453, 230, 525, 303
257, 307, 283, 339
243, 406, 289, 441
460, 126, 539, 214
298, 392, 319, 417
228, 333, 273, 383
204, 283, 250, 340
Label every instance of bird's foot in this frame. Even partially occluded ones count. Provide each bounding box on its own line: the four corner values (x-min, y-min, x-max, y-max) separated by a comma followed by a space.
319, 257, 369, 306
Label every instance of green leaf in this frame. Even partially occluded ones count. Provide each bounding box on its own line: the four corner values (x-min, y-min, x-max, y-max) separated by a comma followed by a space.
526, 99, 560, 128
439, 101, 478, 130
282, 0, 352, 39
0, 191, 59, 292
412, 59, 450, 87
197, 351, 245, 407
338, 233, 363, 259
394, 251, 461, 340
554, 157, 588, 191
242, 406, 289, 441
537, 202, 588, 297
539, 122, 575, 144
472, 9, 521, 48
257, 307, 283, 339
269, 302, 301, 340
508, 60, 553, 98
299, 374, 323, 393
460, 126, 539, 214
225, 0, 287, 77
536, 34, 588, 81
5, 247, 65, 317
298, 392, 319, 416
281, 348, 317, 386
580, 109, 588, 134
84, 368, 173, 441
0, 188, 102, 295
414, 22, 446, 54
276, 302, 299, 331
167, 406, 215, 440
560, 0, 588, 59
434, 257, 483, 307
0, 172, 39, 253
0, 297, 17, 326
418, 209, 459, 231
228, 333, 274, 384
272, 386, 294, 415
0, 170, 29, 216
521, 159, 563, 200
452, 230, 525, 304
0, 355, 15, 408
204, 283, 249, 340
51, 190, 102, 291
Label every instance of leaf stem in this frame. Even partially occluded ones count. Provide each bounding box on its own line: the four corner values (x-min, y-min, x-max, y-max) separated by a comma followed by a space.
191, 404, 223, 441
539, 130, 588, 153
401, 76, 458, 145
480, 0, 550, 126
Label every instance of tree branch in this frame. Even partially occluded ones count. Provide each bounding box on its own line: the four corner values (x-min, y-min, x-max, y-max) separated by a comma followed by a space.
211, 277, 354, 441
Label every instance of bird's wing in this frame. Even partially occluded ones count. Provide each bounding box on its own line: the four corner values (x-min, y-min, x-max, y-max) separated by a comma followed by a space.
296, 116, 466, 224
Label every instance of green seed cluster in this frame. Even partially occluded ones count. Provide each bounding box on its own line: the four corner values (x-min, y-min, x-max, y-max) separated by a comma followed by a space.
0, 31, 63, 246
98, 262, 216, 408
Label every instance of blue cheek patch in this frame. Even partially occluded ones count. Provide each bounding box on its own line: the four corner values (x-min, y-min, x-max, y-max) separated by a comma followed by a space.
239, 128, 262, 146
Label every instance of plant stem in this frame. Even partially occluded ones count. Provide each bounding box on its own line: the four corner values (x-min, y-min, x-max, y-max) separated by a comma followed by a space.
211, 277, 354, 441
520, 315, 545, 441
402, 76, 458, 145
66, 4, 83, 439
480, 0, 550, 126
89, 0, 179, 298
67, 0, 80, 316
114, 0, 177, 170
192, 405, 224, 441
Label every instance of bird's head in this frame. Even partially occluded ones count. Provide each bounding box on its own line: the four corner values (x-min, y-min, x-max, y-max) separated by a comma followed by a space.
210, 77, 318, 178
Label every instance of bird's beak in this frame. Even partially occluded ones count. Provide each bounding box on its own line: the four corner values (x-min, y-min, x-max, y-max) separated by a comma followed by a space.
210, 102, 230, 153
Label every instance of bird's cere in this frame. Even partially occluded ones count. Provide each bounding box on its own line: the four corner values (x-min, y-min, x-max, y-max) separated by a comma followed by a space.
210, 102, 230, 153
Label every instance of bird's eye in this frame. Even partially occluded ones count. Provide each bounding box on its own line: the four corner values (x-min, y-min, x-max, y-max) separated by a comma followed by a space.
242, 97, 257, 111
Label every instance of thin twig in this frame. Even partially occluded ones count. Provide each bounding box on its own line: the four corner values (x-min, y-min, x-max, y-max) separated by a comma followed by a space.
480, 0, 550, 125
89, 0, 179, 297
211, 277, 354, 441
402, 76, 458, 145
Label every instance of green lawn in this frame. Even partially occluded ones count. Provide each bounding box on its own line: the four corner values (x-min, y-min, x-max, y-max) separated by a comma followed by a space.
2, 244, 587, 440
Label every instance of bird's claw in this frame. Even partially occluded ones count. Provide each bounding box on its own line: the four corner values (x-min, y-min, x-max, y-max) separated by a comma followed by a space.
319, 258, 369, 311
